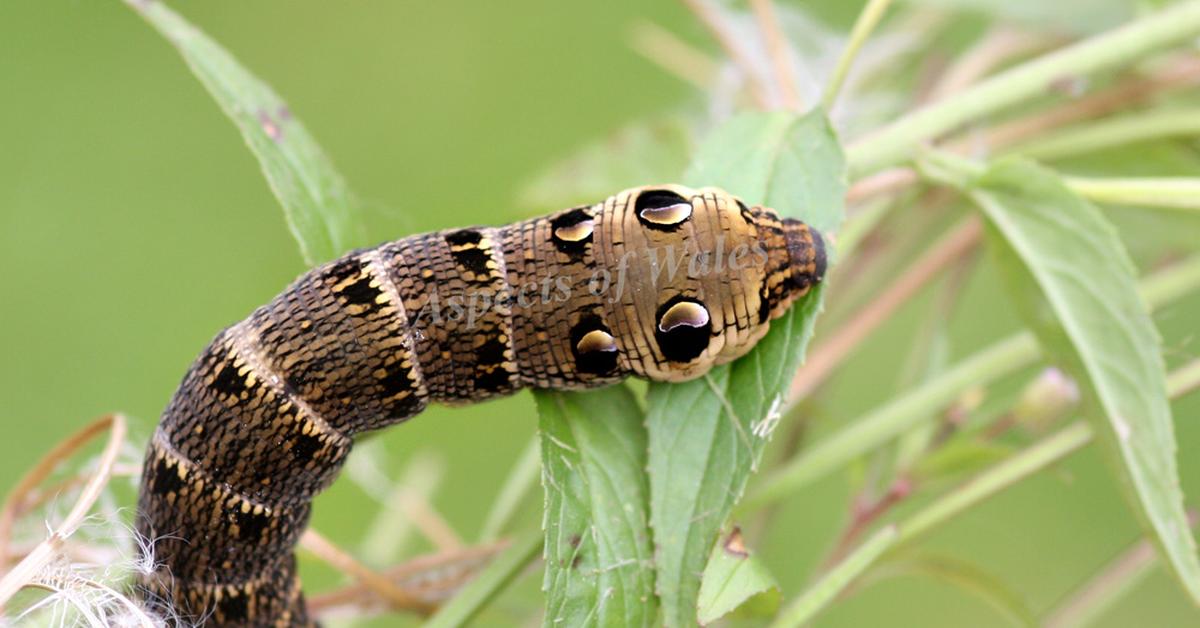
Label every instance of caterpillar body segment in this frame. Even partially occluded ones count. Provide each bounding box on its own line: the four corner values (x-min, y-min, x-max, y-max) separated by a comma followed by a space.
136, 185, 827, 626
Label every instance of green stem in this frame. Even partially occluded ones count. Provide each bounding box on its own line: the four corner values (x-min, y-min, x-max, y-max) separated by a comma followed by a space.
744, 333, 1040, 511
765, 357, 1200, 626
846, 1, 1200, 176
823, 0, 896, 110
897, 422, 1091, 544
769, 525, 898, 628
898, 356, 1200, 548
1167, 359, 1200, 399
423, 531, 542, 628
479, 437, 541, 542
743, 254, 1200, 511
1009, 108, 1200, 161
1066, 176, 1200, 211
837, 198, 895, 258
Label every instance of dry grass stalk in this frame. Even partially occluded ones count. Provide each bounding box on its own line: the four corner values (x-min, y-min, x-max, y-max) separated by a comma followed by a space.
300, 528, 438, 616
749, 0, 803, 110
789, 218, 983, 403
307, 540, 510, 619
0, 414, 156, 626
678, 0, 771, 107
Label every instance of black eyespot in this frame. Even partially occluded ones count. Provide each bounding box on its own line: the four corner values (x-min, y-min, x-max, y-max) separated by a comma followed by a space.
635, 189, 692, 231
570, 315, 619, 374
655, 297, 713, 362
550, 207, 594, 254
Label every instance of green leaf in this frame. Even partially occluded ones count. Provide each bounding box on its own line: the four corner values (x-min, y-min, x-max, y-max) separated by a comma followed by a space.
769, 525, 898, 628
519, 117, 694, 212
537, 387, 657, 627
646, 110, 846, 627
965, 158, 1200, 604
697, 528, 780, 625
127, 0, 367, 265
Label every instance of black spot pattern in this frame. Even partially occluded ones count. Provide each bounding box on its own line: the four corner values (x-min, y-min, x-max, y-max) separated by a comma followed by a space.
288, 431, 323, 464
231, 504, 272, 543
216, 590, 250, 623
150, 457, 186, 496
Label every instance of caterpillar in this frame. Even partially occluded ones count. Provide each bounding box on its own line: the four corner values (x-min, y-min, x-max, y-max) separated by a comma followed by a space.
135, 184, 826, 626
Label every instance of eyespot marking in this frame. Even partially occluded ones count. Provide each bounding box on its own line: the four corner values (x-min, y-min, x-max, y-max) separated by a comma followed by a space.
550, 207, 594, 254
553, 219, 594, 243
655, 297, 713, 362
635, 189, 692, 231
576, 329, 617, 355
570, 316, 619, 374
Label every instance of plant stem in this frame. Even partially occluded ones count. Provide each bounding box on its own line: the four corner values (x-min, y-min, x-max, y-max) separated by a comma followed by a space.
823, 0, 896, 110
628, 20, 718, 90
750, 0, 803, 111
0, 415, 126, 609
769, 526, 898, 628
927, 27, 1055, 103
1044, 538, 1158, 628
423, 531, 541, 628
749, 332, 1038, 511
678, 0, 770, 107
847, 1, 1200, 176
1168, 359, 1200, 399
479, 436, 542, 542
300, 529, 435, 615
789, 218, 982, 401
1066, 176, 1200, 211
1043, 511, 1198, 628
746, 254, 1200, 511
842, 55, 1200, 208
896, 357, 1200, 549
1012, 108, 1200, 161
898, 421, 1093, 544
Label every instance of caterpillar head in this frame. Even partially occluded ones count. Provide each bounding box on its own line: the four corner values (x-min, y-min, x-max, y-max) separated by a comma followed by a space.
587, 184, 826, 383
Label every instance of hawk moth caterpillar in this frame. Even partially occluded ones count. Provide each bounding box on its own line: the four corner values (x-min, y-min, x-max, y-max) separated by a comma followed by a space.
136, 184, 827, 626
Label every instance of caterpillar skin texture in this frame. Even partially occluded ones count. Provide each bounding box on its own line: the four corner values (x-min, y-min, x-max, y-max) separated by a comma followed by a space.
136, 184, 826, 626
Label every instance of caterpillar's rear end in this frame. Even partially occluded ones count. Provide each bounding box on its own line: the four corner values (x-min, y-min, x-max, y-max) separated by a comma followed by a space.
136, 185, 826, 626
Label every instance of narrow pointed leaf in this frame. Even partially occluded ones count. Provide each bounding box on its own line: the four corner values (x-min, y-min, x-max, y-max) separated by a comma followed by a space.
965, 158, 1200, 603
537, 387, 657, 627
127, 0, 367, 264
647, 110, 846, 626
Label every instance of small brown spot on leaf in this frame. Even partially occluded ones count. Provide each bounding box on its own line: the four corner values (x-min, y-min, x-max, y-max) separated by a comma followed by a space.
569, 533, 582, 548
723, 526, 749, 558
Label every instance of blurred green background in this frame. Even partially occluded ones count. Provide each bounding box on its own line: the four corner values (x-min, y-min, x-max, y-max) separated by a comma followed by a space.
1, 1, 1198, 626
